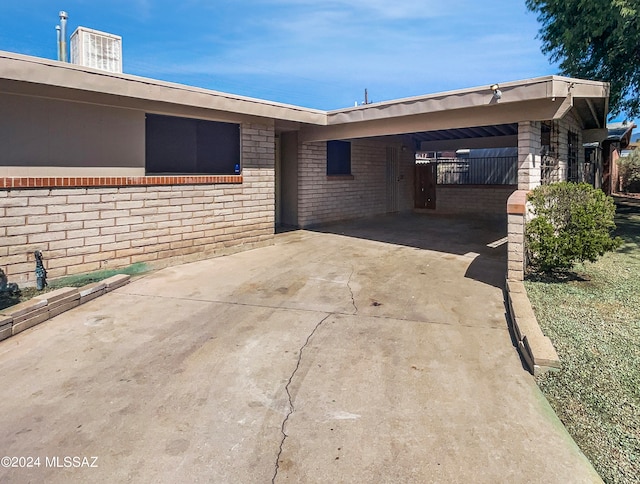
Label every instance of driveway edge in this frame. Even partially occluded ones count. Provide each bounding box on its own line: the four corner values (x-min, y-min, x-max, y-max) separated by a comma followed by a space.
505, 279, 561, 375
0, 274, 130, 341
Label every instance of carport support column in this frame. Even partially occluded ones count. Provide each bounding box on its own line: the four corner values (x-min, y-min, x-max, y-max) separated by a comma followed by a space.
517, 121, 542, 190
507, 191, 528, 281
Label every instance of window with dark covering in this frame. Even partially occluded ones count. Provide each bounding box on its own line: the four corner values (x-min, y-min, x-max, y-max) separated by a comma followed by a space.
146, 114, 240, 174
327, 140, 351, 175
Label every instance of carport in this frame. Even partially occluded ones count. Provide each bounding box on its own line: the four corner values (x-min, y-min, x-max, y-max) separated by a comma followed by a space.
272, 76, 609, 285
278, 76, 609, 230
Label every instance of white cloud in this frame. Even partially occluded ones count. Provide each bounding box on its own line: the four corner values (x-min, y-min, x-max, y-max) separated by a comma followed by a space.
252, 0, 469, 20
123, 0, 555, 109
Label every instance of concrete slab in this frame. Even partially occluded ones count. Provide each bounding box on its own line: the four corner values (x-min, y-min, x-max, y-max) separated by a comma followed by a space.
103, 274, 130, 292
0, 214, 601, 483
11, 311, 49, 335
47, 299, 81, 319
0, 324, 11, 342
508, 288, 561, 373
0, 298, 46, 318
0, 315, 13, 327
78, 282, 106, 298
33, 287, 79, 304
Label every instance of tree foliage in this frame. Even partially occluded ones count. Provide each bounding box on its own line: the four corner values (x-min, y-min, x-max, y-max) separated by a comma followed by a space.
526, 182, 622, 273
526, 0, 640, 118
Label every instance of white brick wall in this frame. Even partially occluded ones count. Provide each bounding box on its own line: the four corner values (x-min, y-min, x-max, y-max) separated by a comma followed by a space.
297, 139, 413, 227
0, 122, 275, 284
507, 212, 525, 281
518, 121, 542, 190
436, 186, 517, 216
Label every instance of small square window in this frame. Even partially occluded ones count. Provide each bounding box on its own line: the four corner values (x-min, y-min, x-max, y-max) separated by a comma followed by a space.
327, 140, 351, 175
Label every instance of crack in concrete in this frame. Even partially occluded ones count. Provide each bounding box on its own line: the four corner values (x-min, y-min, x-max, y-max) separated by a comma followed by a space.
123, 292, 506, 330
272, 313, 331, 484
347, 267, 358, 314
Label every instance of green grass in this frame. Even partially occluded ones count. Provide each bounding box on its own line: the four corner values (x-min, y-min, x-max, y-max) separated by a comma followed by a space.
525, 196, 640, 484
48, 262, 150, 288
0, 263, 150, 311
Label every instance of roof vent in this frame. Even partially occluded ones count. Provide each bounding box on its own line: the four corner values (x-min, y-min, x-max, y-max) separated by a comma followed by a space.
70, 26, 122, 73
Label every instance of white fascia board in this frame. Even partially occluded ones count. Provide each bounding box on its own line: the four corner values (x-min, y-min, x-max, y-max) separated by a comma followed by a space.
327, 77, 556, 125
0, 50, 327, 125
327, 76, 609, 126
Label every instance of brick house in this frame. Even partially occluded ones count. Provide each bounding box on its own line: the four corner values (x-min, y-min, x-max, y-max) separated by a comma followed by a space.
0, 51, 609, 284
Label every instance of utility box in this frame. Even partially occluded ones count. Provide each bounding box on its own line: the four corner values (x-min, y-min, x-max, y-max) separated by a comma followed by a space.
70, 27, 122, 73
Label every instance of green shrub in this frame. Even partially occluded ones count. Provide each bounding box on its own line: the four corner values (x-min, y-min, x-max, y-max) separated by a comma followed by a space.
525, 182, 622, 273
618, 150, 640, 193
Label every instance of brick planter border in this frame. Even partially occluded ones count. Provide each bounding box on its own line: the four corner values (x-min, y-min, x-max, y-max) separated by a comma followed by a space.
0, 274, 130, 342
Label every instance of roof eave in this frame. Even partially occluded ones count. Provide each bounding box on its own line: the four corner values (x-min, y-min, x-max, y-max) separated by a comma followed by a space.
0, 50, 327, 125
326, 76, 609, 127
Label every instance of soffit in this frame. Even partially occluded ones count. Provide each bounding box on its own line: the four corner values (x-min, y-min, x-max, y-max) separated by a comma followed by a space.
411, 123, 518, 143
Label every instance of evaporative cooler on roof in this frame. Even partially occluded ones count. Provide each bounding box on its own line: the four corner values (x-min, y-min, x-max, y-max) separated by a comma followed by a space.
70, 27, 122, 73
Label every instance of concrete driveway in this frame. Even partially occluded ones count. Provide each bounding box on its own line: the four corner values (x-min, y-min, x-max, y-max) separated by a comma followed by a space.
0, 214, 600, 483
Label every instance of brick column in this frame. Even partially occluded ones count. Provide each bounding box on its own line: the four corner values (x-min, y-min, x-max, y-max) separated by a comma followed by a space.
507, 190, 527, 281
517, 121, 542, 190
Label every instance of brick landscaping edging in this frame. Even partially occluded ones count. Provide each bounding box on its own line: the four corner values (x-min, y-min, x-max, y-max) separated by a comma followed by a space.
0, 274, 130, 342
505, 190, 561, 375
505, 279, 560, 375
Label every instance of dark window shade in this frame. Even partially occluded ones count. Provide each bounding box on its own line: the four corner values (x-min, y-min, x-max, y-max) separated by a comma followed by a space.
327, 140, 351, 175
146, 114, 240, 174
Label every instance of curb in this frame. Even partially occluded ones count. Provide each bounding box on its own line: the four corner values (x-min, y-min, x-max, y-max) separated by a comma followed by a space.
0, 274, 130, 342
505, 279, 561, 375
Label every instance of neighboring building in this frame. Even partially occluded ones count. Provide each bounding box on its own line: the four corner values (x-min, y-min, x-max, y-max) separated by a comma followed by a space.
602, 122, 636, 194
0, 50, 610, 284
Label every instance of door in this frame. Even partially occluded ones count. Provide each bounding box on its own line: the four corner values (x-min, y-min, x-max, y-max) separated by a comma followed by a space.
280, 132, 299, 227
274, 136, 282, 226
415, 163, 436, 209
386, 147, 400, 213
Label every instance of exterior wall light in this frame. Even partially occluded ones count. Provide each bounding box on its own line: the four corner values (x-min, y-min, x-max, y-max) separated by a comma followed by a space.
490, 84, 502, 100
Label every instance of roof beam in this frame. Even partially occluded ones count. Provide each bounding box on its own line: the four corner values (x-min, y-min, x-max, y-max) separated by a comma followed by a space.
551, 95, 574, 120
419, 135, 518, 151
585, 99, 602, 129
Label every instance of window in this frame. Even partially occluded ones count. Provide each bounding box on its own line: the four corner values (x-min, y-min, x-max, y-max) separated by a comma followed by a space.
327, 140, 351, 175
567, 131, 579, 182
145, 114, 240, 175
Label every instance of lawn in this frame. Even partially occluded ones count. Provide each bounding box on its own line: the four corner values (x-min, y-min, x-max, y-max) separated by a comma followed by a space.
525, 196, 640, 484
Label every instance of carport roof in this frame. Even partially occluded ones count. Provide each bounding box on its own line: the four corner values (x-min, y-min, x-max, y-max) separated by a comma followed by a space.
300, 76, 610, 141
411, 124, 518, 143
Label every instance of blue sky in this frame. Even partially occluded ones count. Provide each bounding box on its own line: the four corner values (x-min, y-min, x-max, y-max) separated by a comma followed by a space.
0, 1, 608, 115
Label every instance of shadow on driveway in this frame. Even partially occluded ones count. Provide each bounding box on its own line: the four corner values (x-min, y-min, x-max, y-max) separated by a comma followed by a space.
308, 212, 508, 289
